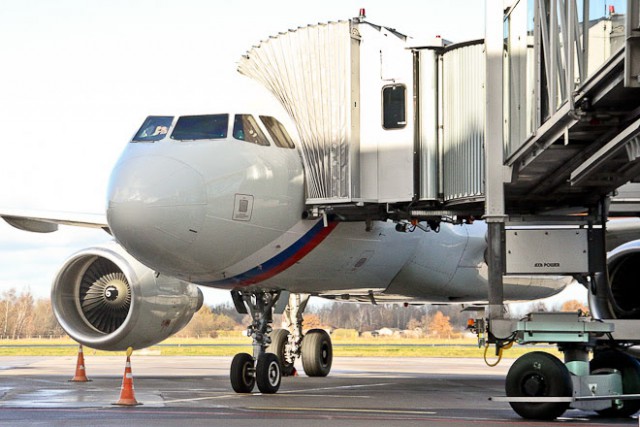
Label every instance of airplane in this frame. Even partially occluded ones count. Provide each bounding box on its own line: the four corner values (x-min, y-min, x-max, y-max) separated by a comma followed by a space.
4, 106, 640, 399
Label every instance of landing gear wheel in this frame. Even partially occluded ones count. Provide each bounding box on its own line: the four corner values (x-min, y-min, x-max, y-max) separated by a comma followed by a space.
256, 353, 281, 394
301, 329, 332, 377
505, 351, 573, 420
230, 352, 255, 393
268, 329, 295, 376
591, 350, 640, 417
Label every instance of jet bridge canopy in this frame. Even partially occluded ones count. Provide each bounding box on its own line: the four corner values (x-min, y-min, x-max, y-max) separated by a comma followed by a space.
238, 19, 416, 205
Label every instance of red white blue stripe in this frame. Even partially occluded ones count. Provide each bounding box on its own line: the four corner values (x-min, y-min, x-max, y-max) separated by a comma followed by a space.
204, 220, 338, 287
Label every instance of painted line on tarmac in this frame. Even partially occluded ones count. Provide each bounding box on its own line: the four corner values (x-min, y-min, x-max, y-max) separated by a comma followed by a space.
162, 394, 243, 404
258, 394, 370, 398
247, 406, 437, 416
161, 383, 393, 403
276, 382, 394, 394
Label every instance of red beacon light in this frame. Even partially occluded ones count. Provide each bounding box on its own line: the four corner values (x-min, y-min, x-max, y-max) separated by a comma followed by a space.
359, 8, 366, 20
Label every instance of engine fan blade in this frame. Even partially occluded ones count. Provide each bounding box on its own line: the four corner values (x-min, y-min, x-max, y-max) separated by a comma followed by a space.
79, 258, 131, 334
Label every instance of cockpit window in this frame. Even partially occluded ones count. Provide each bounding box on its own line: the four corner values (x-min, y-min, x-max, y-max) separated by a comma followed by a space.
259, 116, 295, 149
233, 114, 269, 146
132, 116, 173, 142
171, 114, 229, 141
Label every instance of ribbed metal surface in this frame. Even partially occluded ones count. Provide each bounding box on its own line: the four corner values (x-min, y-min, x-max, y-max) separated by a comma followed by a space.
442, 42, 486, 202
417, 49, 439, 200
238, 21, 352, 202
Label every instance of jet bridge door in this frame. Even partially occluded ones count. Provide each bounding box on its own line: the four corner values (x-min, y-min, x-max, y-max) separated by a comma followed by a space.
356, 23, 415, 203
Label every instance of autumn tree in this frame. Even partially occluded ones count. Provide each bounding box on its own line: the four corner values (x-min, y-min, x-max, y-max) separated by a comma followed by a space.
0, 288, 63, 339
11, 291, 34, 339
427, 311, 454, 339
311, 302, 431, 332
560, 299, 589, 315
178, 305, 240, 338
32, 299, 64, 337
210, 312, 237, 330
211, 303, 246, 324
406, 313, 432, 331
302, 313, 322, 330
1, 288, 16, 337
406, 318, 422, 331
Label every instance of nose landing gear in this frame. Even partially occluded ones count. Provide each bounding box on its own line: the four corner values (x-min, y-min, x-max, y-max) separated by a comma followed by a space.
229, 290, 334, 394
229, 290, 282, 394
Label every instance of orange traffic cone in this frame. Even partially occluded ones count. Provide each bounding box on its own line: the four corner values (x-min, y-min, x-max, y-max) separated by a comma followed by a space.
69, 344, 91, 382
113, 347, 142, 406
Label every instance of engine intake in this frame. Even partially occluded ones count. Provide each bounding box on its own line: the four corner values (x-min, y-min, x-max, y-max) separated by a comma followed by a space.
591, 242, 640, 320
52, 242, 203, 350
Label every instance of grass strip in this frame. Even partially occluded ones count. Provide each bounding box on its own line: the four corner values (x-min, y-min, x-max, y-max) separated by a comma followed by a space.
0, 339, 559, 359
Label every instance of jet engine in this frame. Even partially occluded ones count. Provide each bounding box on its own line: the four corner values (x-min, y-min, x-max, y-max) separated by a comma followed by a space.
51, 242, 203, 350
590, 241, 640, 320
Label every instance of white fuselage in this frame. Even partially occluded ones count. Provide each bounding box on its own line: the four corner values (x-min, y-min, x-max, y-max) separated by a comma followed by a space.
106, 112, 570, 303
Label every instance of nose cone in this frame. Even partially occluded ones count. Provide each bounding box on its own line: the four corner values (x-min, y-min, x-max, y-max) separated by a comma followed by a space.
107, 155, 207, 272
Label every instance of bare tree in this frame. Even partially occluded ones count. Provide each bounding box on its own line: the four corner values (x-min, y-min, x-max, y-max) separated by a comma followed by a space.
1, 288, 16, 338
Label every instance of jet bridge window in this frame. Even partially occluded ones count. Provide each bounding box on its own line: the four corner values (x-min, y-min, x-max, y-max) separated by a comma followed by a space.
233, 114, 269, 146
171, 114, 229, 141
132, 116, 173, 142
259, 116, 296, 149
382, 84, 406, 129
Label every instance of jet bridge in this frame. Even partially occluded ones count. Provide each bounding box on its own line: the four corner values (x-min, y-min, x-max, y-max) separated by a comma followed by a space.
239, 4, 640, 219
240, 0, 640, 420
238, 14, 487, 208
478, 0, 640, 420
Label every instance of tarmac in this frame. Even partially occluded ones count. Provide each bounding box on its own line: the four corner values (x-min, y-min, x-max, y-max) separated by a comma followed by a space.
0, 355, 637, 426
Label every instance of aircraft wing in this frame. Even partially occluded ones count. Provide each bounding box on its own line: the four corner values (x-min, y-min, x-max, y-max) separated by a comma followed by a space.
0, 207, 109, 234
1, 206, 639, 251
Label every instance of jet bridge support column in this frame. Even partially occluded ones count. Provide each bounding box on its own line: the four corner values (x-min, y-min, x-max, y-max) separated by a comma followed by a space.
484, 0, 507, 321
486, 223, 505, 319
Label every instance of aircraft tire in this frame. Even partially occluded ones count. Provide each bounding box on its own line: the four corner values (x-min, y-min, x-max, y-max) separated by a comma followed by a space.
591, 350, 640, 417
505, 351, 572, 420
301, 329, 332, 377
230, 352, 255, 393
256, 353, 281, 394
267, 329, 295, 376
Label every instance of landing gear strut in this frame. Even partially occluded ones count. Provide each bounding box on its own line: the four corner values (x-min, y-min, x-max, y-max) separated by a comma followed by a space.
229, 291, 334, 394
269, 293, 333, 377
229, 290, 282, 394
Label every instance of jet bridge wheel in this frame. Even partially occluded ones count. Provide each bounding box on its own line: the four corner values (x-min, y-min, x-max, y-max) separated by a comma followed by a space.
591, 350, 640, 418
267, 329, 295, 376
505, 351, 573, 420
301, 329, 333, 377
256, 353, 282, 394
230, 352, 255, 393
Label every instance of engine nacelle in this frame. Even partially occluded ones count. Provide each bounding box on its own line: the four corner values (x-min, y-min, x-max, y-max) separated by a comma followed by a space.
590, 241, 640, 319
52, 242, 204, 350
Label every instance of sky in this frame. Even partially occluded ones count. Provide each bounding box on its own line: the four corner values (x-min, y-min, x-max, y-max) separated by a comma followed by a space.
0, 0, 593, 308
